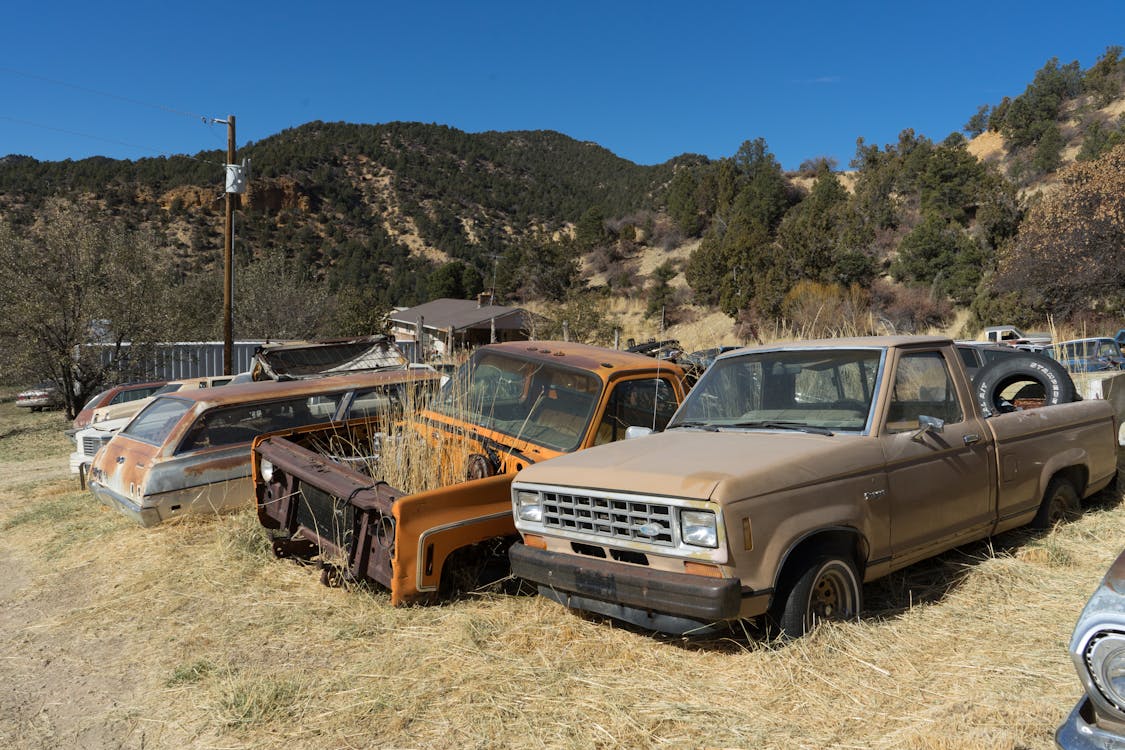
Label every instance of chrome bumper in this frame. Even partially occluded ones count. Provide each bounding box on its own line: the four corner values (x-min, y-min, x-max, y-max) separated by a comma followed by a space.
1057, 697, 1125, 750
88, 481, 162, 527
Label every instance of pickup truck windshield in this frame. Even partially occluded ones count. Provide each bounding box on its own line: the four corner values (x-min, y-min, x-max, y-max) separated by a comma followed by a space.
429, 351, 601, 452
669, 348, 880, 432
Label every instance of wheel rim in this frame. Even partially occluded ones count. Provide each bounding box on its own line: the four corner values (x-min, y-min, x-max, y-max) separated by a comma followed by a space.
1049, 488, 1079, 525
810, 565, 855, 624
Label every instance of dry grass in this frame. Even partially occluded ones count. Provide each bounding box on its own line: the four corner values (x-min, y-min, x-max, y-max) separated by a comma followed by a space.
0, 402, 1122, 749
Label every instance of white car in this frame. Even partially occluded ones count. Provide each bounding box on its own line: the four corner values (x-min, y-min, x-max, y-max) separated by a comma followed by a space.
70, 417, 132, 483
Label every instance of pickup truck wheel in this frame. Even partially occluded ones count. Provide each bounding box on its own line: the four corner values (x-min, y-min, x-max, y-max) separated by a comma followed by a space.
1032, 476, 1081, 529
972, 356, 1076, 416
772, 556, 861, 639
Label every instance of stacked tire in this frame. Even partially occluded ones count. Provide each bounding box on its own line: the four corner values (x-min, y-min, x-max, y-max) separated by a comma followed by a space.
970, 354, 1078, 416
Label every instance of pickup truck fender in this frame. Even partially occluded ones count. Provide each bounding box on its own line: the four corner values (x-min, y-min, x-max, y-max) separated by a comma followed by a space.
390, 472, 518, 604
769, 525, 872, 598
723, 469, 885, 596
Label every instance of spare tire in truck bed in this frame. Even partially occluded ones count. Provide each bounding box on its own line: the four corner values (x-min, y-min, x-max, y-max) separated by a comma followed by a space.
971, 354, 1077, 416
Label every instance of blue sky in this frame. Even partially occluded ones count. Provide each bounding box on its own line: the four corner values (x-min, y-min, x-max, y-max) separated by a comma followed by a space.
3, 1, 1124, 171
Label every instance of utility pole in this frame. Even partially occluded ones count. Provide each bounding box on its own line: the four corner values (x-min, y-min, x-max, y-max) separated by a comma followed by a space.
221, 115, 236, 374
212, 115, 246, 375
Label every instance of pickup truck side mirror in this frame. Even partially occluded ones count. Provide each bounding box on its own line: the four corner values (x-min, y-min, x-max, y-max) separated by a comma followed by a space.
911, 415, 945, 443
625, 426, 654, 440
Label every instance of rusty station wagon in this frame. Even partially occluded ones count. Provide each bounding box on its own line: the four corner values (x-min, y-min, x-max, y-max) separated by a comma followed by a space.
87, 369, 439, 527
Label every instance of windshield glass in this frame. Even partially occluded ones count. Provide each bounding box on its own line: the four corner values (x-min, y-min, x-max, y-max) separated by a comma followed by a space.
121, 397, 193, 446
82, 389, 112, 411
670, 348, 881, 432
1096, 340, 1119, 358
429, 351, 603, 452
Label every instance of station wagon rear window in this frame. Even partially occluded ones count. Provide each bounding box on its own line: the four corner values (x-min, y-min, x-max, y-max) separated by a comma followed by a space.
121, 397, 193, 445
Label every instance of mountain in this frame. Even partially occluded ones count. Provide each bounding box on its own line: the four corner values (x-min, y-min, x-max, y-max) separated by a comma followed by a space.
1, 49, 1123, 340
0, 121, 688, 307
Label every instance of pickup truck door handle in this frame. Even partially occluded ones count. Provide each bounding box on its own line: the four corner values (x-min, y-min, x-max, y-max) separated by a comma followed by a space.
864, 489, 886, 501
963, 434, 981, 445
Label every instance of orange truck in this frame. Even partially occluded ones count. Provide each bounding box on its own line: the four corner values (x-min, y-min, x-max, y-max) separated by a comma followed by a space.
252, 341, 689, 603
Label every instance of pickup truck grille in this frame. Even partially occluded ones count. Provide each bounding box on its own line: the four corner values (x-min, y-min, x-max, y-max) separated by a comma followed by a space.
541, 491, 674, 546
295, 483, 354, 551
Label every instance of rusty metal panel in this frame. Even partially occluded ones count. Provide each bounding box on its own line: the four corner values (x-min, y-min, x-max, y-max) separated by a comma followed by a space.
256, 434, 401, 589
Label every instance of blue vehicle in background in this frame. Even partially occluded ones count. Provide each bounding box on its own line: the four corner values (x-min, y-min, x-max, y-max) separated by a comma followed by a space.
1047, 337, 1125, 373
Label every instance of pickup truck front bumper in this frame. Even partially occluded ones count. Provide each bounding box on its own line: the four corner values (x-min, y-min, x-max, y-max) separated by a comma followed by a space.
509, 542, 745, 635
1056, 696, 1125, 750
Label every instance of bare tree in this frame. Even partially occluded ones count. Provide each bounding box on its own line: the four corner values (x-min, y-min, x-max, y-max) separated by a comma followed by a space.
0, 202, 175, 417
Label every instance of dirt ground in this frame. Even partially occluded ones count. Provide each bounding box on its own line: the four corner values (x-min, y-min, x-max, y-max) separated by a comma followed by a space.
0, 401, 1121, 750
0, 416, 161, 749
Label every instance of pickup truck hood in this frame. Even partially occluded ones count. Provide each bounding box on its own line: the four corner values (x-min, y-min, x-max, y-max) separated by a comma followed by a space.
515, 428, 880, 502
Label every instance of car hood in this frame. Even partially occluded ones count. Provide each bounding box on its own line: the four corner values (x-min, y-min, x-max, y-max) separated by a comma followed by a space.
514, 428, 882, 503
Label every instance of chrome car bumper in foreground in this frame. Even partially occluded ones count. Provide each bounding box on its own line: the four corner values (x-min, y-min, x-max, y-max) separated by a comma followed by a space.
1057, 696, 1125, 749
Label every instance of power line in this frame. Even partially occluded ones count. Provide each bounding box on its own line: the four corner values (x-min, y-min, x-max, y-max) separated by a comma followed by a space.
0, 66, 230, 161
0, 66, 213, 123
0, 115, 224, 165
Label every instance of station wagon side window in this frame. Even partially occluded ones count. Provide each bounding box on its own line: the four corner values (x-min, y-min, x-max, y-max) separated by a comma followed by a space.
176, 392, 349, 453
344, 383, 407, 419
593, 378, 679, 446
885, 351, 964, 433
111, 386, 162, 405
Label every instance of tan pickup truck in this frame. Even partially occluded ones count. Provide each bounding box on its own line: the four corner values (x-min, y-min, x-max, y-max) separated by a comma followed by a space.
252, 341, 689, 604
509, 336, 1120, 638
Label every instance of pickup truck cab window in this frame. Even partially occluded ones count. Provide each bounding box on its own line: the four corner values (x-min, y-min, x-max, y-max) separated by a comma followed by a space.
593, 377, 679, 446
885, 350, 964, 432
669, 348, 879, 433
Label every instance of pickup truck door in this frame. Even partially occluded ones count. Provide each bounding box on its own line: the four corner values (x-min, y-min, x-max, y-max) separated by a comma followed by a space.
880, 349, 996, 566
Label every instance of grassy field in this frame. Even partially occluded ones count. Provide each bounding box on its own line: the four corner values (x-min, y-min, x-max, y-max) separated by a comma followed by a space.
0, 398, 1121, 749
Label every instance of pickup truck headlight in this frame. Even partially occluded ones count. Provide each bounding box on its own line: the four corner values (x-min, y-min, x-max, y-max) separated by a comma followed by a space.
680, 509, 718, 548
259, 458, 275, 483
1086, 631, 1125, 715
516, 490, 543, 523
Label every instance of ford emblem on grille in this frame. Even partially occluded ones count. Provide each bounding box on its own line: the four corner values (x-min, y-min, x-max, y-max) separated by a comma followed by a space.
636, 522, 663, 538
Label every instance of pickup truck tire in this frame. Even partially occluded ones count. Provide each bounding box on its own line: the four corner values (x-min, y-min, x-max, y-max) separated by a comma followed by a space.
772, 556, 862, 639
971, 355, 1077, 416
1031, 476, 1081, 529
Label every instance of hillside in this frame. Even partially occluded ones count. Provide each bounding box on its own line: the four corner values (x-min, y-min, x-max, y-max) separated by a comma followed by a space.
1, 49, 1123, 364
0, 122, 684, 308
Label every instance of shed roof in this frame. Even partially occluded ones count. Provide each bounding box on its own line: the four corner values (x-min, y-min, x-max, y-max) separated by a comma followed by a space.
388, 298, 528, 332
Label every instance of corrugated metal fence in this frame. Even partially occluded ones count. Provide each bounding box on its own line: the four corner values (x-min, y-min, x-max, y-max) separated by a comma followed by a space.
86, 342, 264, 380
